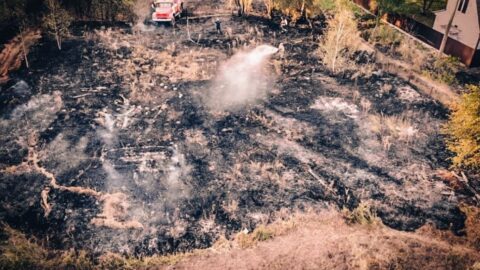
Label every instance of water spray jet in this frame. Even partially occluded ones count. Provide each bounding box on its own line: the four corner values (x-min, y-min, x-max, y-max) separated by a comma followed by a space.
204, 45, 278, 111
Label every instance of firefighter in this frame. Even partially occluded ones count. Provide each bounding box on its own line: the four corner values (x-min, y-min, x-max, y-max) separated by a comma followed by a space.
278, 43, 285, 59
280, 16, 288, 32
150, 2, 155, 13
215, 18, 222, 34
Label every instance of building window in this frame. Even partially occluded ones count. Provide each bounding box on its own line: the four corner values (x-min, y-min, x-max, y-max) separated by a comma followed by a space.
458, 0, 469, 13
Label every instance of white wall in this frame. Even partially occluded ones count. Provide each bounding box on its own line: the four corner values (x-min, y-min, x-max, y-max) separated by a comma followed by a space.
433, 0, 480, 48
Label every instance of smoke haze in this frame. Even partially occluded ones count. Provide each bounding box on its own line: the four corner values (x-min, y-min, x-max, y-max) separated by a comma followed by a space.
204, 45, 278, 111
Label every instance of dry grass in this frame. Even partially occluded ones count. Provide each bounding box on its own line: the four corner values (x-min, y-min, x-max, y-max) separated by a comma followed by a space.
396, 37, 427, 70
234, 218, 297, 248
318, 1, 360, 73
343, 202, 380, 226
2, 209, 480, 270
173, 210, 480, 270
94, 28, 227, 105
460, 204, 480, 250
367, 113, 418, 149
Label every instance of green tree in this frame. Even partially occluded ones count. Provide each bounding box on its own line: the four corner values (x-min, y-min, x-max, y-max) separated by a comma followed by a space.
444, 85, 480, 169
42, 0, 72, 50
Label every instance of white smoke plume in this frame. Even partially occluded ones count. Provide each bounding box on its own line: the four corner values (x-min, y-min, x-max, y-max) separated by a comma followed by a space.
204, 45, 278, 111
132, 0, 157, 32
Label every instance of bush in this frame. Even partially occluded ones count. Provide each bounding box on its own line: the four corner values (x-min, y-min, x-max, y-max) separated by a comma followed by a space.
343, 202, 379, 225
371, 24, 402, 47
444, 85, 480, 169
422, 56, 461, 85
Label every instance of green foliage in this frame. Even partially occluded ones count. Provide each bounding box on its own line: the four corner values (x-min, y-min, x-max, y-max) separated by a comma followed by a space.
444, 85, 480, 169
42, 0, 72, 50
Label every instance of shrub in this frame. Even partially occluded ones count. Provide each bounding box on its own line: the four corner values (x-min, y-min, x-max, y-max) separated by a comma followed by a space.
422, 56, 461, 85
343, 202, 379, 225
371, 24, 402, 47
237, 225, 275, 248
42, 0, 72, 50
443, 85, 480, 169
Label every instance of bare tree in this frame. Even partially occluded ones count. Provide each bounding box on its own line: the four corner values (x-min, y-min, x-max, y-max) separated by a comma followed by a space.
19, 21, 29, 68
12, 3, 30, 68
438, 0, 461, 56
43, 0, 72, 50
317, 1, 359, 73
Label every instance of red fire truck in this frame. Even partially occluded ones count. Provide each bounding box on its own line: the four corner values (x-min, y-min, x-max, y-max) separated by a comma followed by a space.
151, 0, 185, 25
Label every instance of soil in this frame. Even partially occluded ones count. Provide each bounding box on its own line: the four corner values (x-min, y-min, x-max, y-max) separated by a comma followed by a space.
0, 0, 474, 257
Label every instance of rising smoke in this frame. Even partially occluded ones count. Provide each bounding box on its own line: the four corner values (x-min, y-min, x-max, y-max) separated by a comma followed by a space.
204, 45, 278, 111
132, 0, 157, 32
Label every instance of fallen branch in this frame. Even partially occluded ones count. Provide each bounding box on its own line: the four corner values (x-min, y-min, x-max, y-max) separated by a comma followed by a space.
307, 167, 336, 195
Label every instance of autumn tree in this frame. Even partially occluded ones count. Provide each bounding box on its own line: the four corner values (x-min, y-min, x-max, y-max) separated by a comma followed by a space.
273, 0, 335, 23
317, 0, 359, 73
42, 0, 72, 50
444, 85, 480, 169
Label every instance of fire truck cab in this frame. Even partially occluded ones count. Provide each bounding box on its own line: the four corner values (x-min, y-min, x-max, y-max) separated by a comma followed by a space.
151, 0, 184, 25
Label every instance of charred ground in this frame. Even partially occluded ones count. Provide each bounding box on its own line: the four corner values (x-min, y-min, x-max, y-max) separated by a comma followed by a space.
0, 3, 470, 256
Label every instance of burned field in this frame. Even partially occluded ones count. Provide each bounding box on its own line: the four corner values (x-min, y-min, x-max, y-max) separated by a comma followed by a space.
0, 10, 466, 256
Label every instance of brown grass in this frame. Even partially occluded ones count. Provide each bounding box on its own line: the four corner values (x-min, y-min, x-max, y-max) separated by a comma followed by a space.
2, 209, 480, 270
460, 204, 480, 250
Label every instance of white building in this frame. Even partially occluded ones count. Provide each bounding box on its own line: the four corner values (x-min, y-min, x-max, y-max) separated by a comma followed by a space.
433, 0, 480, 49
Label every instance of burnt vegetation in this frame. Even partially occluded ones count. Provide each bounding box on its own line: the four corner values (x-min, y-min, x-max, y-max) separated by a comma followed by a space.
0, 0, 479, 269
